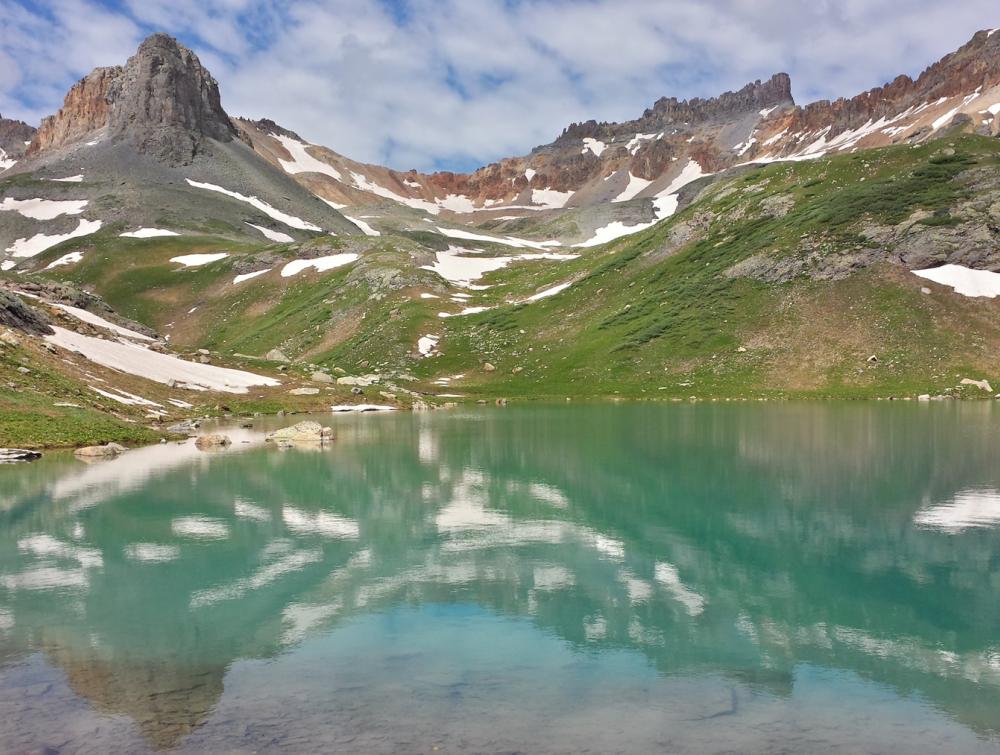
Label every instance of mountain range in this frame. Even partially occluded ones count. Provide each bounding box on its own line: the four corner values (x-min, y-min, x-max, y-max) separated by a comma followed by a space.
1, 28, 1000, 447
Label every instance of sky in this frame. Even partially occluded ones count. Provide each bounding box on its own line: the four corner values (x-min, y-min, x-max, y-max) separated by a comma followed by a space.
0, 0, 996, 172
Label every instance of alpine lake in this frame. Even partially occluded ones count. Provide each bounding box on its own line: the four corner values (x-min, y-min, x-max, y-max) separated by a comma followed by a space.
0, 402, 998, 753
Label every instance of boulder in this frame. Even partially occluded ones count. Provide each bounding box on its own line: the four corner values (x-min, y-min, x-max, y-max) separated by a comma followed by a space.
483, 363, 496, 372
167, 419, 200, 435
265, 421, 333, 443
265, 348, 290, 363
336, 374, 380, 386
960, 378, 993, 393
195, 434, 231, 449
311, 371, 334, 383
74, 442, 127, 458
289, 387, 320, 396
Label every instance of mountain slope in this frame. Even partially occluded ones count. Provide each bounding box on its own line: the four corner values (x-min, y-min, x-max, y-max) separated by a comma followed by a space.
2, 30, 1000, 447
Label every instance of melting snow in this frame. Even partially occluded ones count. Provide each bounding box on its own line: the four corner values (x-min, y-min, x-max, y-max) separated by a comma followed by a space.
319, 197, 347, 210
0, 148, 14, 172
912, 264, 1000, 298
613, 173, 653, 202
625, 133, 658, 154
524, 168, 536, 181
233, 269, 271, 284
759, 106, 778, 117
1, 260, 16, 271
436, 226, 560, 250
185, 179, 321, 231
525, 281, 572, 301
418, 335, 439, 357
120, 228, 179, 238
656, 159, 707, 198
45, 251, 83, 269
6, 219, 102, 258
272, 134, 343, 181
50, 175, 84, 183
581, 137, 607, 157
0, 197, 88, 220
280, 254, 359, 277
531, 187, 573, 209
247, 223, 294, 243
170, 253, 229, 267
330, 404, 396, 412
53, 303, 153, 340
423, 251, 514, 286
574, 194, 679, 248
344, 215, 380, 236
46, 327, 279, 392
91, 386, 160, 407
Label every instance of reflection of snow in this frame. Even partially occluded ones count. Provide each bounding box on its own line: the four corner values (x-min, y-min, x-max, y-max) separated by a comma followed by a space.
282, 506, 359, 539
654, 561, 705, 616
914, 489, 1000, 532
191, 548, 323, 608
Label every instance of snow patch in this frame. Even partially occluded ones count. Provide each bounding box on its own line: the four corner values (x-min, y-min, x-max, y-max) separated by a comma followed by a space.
531, 187, 573, 209
525, 281, 572, 301
120, 228, 179, 238
46, 326, 279, 393
233, 269, 271, 284
50, 175, 84, 183
613, 173, 653, 203
418, 334, 439, 357
185, 179, 321, 231
54, 303, 152, 340
6, 219, 102, 258
344, 215, 380, 236
170, 253, 228, 268
0, 197, 88, 220
581, 137, 607, 157
246, 223, 294, 243
436, 226, 560, 250
272, 134, 343, 181
524, 168, 536, 181
45, 251, 83, 270
280, 254, 359, 277
912, 264, 1000, 298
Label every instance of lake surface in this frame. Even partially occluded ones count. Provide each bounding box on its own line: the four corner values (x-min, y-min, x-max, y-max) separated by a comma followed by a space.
0, 403, 999, 753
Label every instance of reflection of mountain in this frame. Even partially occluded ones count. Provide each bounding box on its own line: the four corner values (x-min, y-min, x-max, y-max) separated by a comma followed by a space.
0, 404, 998, 747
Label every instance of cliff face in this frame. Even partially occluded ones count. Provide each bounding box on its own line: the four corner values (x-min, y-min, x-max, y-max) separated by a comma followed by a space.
0, 115, 37, 156
27, 33, 236, 164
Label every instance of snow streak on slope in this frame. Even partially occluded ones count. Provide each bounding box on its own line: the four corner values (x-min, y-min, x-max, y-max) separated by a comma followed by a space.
185, 179, 322, 231
246, 223, 294, 243
280, 254, 359, 277
120, 228, 179, 238
436, 227, 560, 250
273, 134, 344, 181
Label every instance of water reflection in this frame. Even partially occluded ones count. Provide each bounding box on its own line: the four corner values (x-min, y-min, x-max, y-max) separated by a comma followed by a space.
0, 404, 998, 752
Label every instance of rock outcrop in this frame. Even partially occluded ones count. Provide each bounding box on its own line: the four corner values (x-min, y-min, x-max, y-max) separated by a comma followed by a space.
0, 115, 36, 164
28, 33, 236, 164
0, 292, 54, 336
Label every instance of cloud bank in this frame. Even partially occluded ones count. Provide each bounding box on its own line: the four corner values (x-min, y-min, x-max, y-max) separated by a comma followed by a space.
1, 0, 996, 171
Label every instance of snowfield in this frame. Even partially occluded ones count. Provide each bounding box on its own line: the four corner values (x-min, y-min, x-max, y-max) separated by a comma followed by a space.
120, 228, 179, 238
0, 197, 88, 220
912, 265, 1000, 298
170, 253, 229, 267
6, 219, 103, 258
46, 327, 280, 393
280, 254, 359, 277
418, 334, 439, 356
185, 179, 322, 231
613, 173, 653, 203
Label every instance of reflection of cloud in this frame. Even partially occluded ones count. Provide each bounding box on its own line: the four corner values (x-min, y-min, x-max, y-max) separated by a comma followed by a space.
914, 489, 1000, 532
1, 566, 89, 591
18, 534, 102, 568
234, 498, 271, 522
533, 565, 574, 591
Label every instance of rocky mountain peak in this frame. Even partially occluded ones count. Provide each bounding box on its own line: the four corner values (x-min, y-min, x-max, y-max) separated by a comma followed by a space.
108, 33, 236, 162
28, 33, 236, 164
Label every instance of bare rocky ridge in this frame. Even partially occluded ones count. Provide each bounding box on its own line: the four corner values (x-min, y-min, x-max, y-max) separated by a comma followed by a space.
0, 116, 36, 162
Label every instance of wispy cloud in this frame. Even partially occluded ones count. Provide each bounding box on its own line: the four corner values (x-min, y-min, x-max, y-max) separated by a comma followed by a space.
1, 0, 996, 171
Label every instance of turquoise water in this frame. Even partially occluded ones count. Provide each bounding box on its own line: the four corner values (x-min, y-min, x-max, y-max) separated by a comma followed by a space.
0, 403, 999, 753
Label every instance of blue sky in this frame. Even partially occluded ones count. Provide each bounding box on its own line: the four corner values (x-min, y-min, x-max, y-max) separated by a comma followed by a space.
1, 0, 996, 172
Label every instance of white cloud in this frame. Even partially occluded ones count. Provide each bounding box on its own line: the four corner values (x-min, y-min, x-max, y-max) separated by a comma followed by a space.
1, 1, 997, 171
